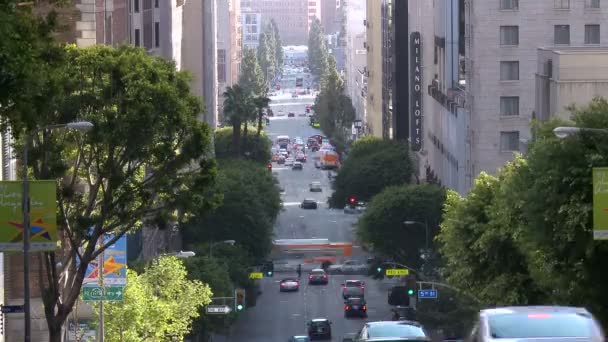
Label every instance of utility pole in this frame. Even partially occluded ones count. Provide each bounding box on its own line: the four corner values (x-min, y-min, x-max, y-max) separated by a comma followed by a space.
98, 244, 105, 342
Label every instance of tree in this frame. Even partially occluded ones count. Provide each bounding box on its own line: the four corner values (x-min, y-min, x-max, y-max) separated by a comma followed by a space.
313, 56, 355, 141
307, 17, 329, 79
222, 85, 256, 157
329, 138, 413, 208
357, 185, 445, 269
253, 94, 271, 136
182, 159, 282, 262
10, 45, 217, 342
214, 126, 272, 164
100, 257, 212, 341
257, 29, 276, 85
239, 47, 265, 96
269, 19, 283, 70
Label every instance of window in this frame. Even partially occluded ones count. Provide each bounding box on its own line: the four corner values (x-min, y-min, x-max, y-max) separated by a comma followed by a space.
155, 0, 158, 7
585, 24, 600, 44
134, 29, 140, 46
500, 131, 520, 152
143, 0, 151, 10
488, 312, 596, 338
500, 0, 518, 9
586, 0, 600, 8
133, 0, 139, 12
500, 97, 519, 116
554, 0, 570, 9
554, 25, 570, 44
217, 49, 226, 83
500, 26, 519, 45
500, 61, 519, 81
154, 22, 159, 47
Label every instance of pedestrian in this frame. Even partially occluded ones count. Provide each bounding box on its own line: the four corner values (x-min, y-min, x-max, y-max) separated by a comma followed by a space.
297, 264, 302, 278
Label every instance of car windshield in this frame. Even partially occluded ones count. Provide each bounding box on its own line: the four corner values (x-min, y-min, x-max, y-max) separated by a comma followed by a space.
346, 280, 362, 287
293, 338, 309, 342
488, 312, 595, 338
347, 297, 364, 304
311, 270, 325, 275
282, 279, 297, 283
311, 321, 329, 328
368, 323, 427, 338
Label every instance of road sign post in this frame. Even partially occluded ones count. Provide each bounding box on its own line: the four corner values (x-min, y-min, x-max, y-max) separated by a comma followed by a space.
206, 305, 232, 315
418, 289, 438, 299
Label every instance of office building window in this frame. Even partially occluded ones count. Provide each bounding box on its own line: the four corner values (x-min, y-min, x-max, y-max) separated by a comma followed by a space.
134, 29, 140, 46
155, 0, 159, 7
500, 131, 520, 151
133, 0, 139, 12
500, 0, 518, 9
500, 61, 519, 81
554, 25, 570, 44
154, 22, 159, 47
217, 49, 226, 83
500, 97, 519, 116
585, 24, 600, 44
500, 26, 519, 45
554, 0, 570, 9
143, 0, 151, 10
586, 0, 600, 8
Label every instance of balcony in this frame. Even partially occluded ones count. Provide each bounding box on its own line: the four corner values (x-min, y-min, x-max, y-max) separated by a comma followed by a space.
427, 79, 466, 116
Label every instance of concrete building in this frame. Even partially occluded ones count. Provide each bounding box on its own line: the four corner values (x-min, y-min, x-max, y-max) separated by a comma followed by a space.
364, 0, 383, 138
241, 0, 321, 45
322, 0, 340, 34
344, 0, 367, 132
218, 0, 242, 116
242, 8, 262, 50
408, 0, 608, 194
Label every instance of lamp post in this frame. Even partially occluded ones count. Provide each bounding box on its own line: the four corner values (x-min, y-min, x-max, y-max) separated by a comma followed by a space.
209, 240, 236, 257
403, 220, 429, 252
23, 121, 93, 342
553, 126, 608, 139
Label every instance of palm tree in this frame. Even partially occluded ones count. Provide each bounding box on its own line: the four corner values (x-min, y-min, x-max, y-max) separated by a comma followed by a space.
223, 85, 251, 157
253, 94, 271, 137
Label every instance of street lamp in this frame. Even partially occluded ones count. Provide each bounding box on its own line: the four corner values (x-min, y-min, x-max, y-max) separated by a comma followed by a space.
553, 126, 608, 139
403, 220, 429, 252
22, 121, 93, 342
209, 239, 236, 257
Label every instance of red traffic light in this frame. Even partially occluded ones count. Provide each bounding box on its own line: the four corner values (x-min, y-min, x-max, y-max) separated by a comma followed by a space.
267, 163, 272, 170
348, 197, 356, 204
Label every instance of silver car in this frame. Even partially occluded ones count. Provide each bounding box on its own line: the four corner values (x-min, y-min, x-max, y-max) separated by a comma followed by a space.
467, 306, 605, 342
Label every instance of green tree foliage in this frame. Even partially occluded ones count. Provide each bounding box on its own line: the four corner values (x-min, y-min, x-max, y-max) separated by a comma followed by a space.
100, 257, 212, 341
253, 93, 271, 136
182, 159, 281, 262
214, 126, 271, 164
357, 185, 445, 269
10, 45, 216, 341
313, 56, 355, 141
439, 98, 608, 324
222, 84, 256, 157
329, 138, 413, 208
257, 30, 276, 84
239, 47, 265, 96
307, 17, 329, 79
269, 19, 283, 69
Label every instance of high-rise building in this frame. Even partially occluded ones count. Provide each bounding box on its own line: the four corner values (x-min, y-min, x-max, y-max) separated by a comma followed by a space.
321, 0, 340, 34
241, 0, 320, 45
364, 0, 383, 138
344, 0, 367, 133
218, 0, 243, 116
241, 8, 262, 50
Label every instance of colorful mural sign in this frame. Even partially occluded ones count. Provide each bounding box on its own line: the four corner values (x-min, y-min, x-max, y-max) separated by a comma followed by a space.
83, 234, 127, 286
0, 181, 57, 251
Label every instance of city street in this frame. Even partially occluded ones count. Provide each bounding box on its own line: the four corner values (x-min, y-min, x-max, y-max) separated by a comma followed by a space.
223, 83, 394, 341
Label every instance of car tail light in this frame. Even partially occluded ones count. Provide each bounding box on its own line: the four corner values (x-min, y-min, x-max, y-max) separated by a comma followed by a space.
309, 275, 313, 279
345, 305, 350, 310
322, 274, 327, 278
362, 305, 367, 310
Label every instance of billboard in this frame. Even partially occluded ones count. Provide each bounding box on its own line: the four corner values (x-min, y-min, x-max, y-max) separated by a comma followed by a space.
0, 180, 57, 251
83, 234, 127, 286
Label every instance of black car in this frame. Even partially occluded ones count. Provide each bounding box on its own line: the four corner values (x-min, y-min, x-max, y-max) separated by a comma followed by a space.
300, 199, 318, 209
288, 112, 295, 117
307, 318, 332, 340
308, 268, 328, 285
344, 297, 367, 318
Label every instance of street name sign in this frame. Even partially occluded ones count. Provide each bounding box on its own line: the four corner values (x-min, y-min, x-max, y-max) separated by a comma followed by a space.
82, 285, 124, 301
1, 305, 24, 314
206, 305, 232, 314
249, 272, 263, 279
418, 289, 438, 299
385, 268, 409, 276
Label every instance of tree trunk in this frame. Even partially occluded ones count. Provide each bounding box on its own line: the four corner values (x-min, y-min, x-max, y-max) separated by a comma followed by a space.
257, 109, 263, 137
48, 318, 64, 342
232, 120, 241, 157
243, 121, 248, 139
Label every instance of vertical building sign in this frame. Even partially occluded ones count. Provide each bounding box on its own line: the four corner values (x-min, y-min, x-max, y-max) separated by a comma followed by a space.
410, 32, 422, 151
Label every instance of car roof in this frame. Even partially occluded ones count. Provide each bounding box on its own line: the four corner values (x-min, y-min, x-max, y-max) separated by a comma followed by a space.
311, 268, 325, 272
303, 198, 316, 201
311, 318, 329, 322
481, 306, 590, 317
346, 279, 363, 282
281, 278, 298, 282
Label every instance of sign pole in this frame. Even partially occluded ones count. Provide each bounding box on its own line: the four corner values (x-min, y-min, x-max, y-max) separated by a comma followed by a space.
98, 245, 105, 342
22, 135, 31, 342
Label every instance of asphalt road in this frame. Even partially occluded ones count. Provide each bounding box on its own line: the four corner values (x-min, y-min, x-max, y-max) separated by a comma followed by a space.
220, 81, 395, 341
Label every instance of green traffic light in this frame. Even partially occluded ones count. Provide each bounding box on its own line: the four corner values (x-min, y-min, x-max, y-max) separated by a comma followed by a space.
237, 304, 243, 311
407, 289, 414, 296
267, 271, 273, 276
377, 267, 382, 273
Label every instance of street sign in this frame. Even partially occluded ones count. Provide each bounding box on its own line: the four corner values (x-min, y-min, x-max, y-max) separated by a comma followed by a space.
385, 268, 409, 276
206, 305, 232, 314
249, 272, 263, 279
1, 305, 24, 314
418, 289, 438, 299
82, 285, 124, 301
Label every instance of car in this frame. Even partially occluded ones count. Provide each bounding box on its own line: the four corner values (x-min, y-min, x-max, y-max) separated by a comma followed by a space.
278, 156, 286, 164
292, 93, 299, 98
344, 297, 367, 318
296, 154, 307, 162
272, 154, 280, 162
288, 112, 295, 117
301, 199, 318, 209
309, 182, 322, 192
392, 306, 417, 321
308, 268, 328, 285
279, 278, 300, 292
469, 306, 605, 342
342, 285, 364, 300
307, 318, 332, 340
353, 321, 430, 341
292, 162, 303, 170
285, 158, 295, 166
288, 336, 310, 342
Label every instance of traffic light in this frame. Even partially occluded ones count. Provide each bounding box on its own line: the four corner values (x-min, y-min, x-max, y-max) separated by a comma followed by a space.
376, 266, 383, 274
267, 163, 272, 171
235, 289, 246, 311
262, 261, 274, 277
405, 275, 417, 297
347, 196, 357, 207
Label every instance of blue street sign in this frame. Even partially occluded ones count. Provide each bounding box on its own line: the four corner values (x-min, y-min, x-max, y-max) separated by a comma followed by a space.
418, 289, 438, 299
1, 305, 24, 313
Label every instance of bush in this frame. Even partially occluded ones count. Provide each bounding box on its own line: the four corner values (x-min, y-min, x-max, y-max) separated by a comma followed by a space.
329, 138, 413, 208
214, 127, 272, 164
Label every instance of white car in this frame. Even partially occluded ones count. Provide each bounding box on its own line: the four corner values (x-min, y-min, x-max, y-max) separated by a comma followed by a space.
309, 182, 322, 192
285, 158, 295, 166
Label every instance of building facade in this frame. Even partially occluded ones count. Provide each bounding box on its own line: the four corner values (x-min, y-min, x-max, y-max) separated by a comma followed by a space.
242, 8, 262, 50
241, 0, 320, 45
364, 0, 383, 138
344, 0, 367, 132
218, 0, 242, 116
322, 0, 339, 34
